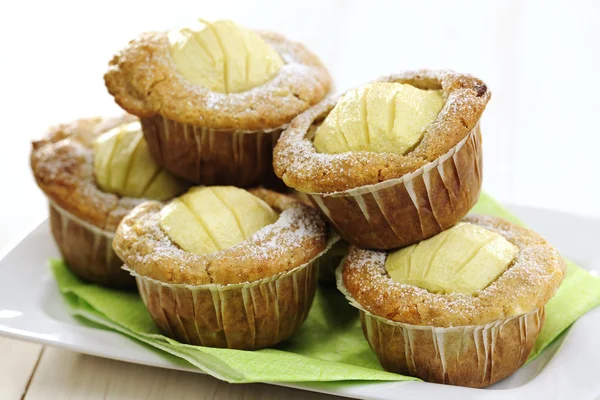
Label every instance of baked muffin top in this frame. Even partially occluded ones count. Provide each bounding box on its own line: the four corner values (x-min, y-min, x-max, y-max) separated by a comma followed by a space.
385, 221, 519, 296
313, 82, 445, 155
273, 70, 490, 194
158, 186, 279, 256
167, 19, 284, 94
104, 19, 331, 132
30, 116, 187, 232
339, 214, 566, 327
113, 188, 333, 285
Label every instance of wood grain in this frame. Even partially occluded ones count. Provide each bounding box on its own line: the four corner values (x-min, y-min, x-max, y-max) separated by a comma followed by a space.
24, 347, 340, 400
0, 338, 43, 400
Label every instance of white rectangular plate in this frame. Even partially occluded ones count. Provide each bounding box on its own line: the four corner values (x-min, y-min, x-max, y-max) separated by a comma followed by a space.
0, 204, 599, 400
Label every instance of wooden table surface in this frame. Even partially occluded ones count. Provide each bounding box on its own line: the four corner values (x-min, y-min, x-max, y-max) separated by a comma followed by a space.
0, 337, 339, 399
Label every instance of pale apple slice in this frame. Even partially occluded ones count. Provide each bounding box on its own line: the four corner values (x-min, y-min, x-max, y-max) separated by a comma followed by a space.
208, 20, 247, 93
94, 122, 186, 200
313, 105, 350, 153
159, 199, 218, 255
159, 186, 279, 256
424, 224, 497, 289
410, 227, 453, 280
93, 127, 120, 191
211, 186, 278, 239
385, 244, 415, 283
365, 83, 396, 152
390, 84, 443, 154
124, 138, 160, 198
240, 22, 284, 91
450, 236, 519, 295
143, 170, 186, 201
179, 187, 246, 250
339, 86, 370, 151
313, 82, 444, 155
385, 223, 518, 295
170, 23, 224, 93
107, 125, 142, 192
168, 20, 282, 93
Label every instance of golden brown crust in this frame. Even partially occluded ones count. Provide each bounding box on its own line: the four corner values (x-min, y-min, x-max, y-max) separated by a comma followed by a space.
104, 31, 331, 132
273, 70, 490, 194
341, 215, 566, 327
112, 189, 330, 285
30, 115, 147, 232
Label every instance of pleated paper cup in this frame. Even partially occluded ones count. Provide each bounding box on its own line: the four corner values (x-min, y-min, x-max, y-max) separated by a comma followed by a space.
336, 267, 545, 388
48, 202, 135, 289
308, 124, 483, 249
126, 235, 338, 350
140, 116, 284, 188
317, 240, 348, 285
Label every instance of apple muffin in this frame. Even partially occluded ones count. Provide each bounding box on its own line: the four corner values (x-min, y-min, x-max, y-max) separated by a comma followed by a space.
105, 19, 331, 187
112, 187, 337, 349
30, 117, 187, 288
337, 215, 566, 387
273, 70, 490, 249
287, 189, 349, 284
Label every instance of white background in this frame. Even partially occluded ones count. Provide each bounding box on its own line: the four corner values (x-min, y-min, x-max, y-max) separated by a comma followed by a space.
0, 0, 598, 248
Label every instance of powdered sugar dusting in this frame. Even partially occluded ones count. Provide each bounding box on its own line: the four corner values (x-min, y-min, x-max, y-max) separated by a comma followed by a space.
30, 115, 162, 232
113, 193, 333, 286
241, 205, 322, 260
105, 31, 331, 131
339, 215, 566, 328
273, 70, 490, 194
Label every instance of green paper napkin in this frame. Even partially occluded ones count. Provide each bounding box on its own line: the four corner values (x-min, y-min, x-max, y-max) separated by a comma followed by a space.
50, 193, 600, 383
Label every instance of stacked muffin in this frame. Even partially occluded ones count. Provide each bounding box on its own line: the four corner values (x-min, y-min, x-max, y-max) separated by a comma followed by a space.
273, 71, 566, 387
31, 19, 335, 349
31, 18, 566, 388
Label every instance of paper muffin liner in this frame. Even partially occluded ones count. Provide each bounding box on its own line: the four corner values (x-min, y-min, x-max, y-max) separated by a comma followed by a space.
336, 267, 545, 388
48, 201, 135, 289
126, 235, 337, 350
140, 115, 284, 188
317, 240, 349, 285
308, 124, 483, 249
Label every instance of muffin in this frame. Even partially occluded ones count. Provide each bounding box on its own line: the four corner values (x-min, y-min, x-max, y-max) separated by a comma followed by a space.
317, 239, 349, 284
337, 215, 566, 387
273, 70, 490, 249
104, 19, 331, 187
30, 117, 187, 288
287, 189, 349, 284
112, 187, 337, 349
